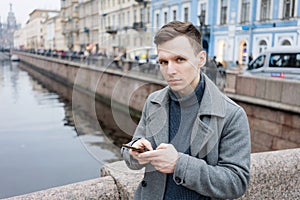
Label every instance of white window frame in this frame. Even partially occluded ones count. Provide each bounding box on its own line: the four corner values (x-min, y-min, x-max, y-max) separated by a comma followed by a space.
275, 33, 297, 47
171, 5, 178, 21
257, 0, 273, 21
181, 2, 191, 22
253, 34, 272, 57
217, 0, 230, 25
154, 9, 160, 28
238, 0, 251, 23
279, 0, 297, 19
162, 7, 168, 25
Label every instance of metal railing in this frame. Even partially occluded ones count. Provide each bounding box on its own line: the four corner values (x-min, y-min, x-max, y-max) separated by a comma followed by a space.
14, 49, 226, 91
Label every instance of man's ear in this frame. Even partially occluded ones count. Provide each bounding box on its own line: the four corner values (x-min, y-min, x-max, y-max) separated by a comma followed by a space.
198, 51, 207, 67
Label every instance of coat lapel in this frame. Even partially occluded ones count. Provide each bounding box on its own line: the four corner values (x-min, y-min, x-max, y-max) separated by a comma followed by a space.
147, 106, 169, 147
190, 74, 226, 157
147, 88, 169, 147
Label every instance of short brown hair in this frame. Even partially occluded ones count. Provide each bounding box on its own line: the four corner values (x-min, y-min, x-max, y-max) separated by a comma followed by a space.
154, 21, 203, 55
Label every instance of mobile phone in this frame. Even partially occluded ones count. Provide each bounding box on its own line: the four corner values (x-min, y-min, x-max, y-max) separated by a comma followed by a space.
122, 144, 149, 153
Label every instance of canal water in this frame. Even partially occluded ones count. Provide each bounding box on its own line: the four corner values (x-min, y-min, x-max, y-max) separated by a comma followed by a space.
0, 56, 133, 198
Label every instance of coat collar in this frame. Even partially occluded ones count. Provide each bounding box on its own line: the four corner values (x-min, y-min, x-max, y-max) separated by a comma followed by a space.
150, 73, 226, 118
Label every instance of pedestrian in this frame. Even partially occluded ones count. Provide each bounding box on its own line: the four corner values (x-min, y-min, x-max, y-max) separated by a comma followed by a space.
121, 21, 251, 200
248, 54, 253, 64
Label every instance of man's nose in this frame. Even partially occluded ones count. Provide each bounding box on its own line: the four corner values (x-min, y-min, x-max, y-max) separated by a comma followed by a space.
167, 62, 176, 74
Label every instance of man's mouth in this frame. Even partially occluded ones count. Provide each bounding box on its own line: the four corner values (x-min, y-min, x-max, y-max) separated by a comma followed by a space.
167, 79, 181, 84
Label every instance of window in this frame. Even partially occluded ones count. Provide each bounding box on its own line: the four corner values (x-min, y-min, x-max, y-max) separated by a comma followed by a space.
220, 0, 227, 25
147, 7, 150, 23
283, 0, 295, 19
140, 8, 144, 22
261, 0, 271, 21
248, 55, 266, 69
112, 15, 115, 26
241, 0, 250, 23
127, 11, 130, 26
282, 40, 291, 46
156, 13, 160, 27
119, 13, 122, 27
134, 9, 137, 22
258, 40, 267, 53
269, 53, 300, 68
164, 12, 168, 24
173, 10, 177, 21
184, 7, 189, 22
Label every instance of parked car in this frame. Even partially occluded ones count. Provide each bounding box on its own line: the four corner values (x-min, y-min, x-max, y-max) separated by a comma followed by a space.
245, 47, 300, 80
149, 54, 158, 64
11, 54, 20, 62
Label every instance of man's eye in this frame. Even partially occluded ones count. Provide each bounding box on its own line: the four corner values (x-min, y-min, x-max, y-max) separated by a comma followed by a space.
177, 58, 185, 62
159, 61, 167, 65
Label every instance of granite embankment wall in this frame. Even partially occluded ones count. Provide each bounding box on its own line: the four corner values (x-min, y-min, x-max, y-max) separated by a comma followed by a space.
225, 70, 300, 152
7, 148, 300, 200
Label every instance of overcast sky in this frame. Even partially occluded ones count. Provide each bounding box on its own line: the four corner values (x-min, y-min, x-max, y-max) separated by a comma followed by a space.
0, 0, 61, 27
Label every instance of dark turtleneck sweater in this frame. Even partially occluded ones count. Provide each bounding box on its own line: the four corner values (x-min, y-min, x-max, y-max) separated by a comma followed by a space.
163, 73, 209, 200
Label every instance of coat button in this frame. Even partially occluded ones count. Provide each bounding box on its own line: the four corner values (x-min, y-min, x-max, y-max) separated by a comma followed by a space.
175, 177, 182, 183
141, 180, 147, 187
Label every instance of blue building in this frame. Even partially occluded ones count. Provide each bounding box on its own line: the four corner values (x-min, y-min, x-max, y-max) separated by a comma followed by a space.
151, 0, 300, 65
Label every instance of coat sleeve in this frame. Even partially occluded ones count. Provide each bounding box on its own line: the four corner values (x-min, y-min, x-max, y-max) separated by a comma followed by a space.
121, 99, 149, 170
173, 107, 251, 199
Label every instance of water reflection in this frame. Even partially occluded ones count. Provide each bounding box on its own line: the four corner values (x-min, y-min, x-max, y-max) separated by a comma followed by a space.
0, 59, 134, 198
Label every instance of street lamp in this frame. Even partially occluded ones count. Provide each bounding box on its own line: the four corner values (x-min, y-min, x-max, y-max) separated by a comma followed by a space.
198, 13, 210, 53
198, 13, 206, 32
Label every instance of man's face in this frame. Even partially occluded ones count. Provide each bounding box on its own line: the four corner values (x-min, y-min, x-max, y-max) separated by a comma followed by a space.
157, 36, 206, 96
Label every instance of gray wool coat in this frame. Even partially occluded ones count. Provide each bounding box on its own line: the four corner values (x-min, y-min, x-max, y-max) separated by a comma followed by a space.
121, 74, 251, 200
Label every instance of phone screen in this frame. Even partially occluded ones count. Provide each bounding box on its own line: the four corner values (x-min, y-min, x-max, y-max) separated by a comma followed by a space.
122, 144, 149, 153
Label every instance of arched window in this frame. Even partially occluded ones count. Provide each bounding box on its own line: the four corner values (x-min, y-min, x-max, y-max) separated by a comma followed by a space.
281, 40, 291, 46
258, 40, 267, 53
238, 41, 248, 64
217, 40, 225, 62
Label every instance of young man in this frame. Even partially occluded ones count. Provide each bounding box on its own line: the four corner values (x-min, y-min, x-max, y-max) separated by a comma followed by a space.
121, 21, 251, 200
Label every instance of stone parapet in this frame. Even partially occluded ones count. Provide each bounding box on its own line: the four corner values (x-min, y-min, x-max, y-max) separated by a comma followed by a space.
240, 148, 300, 199
100, 148, 300, 199
5, 176, 119, 200
101, 161, 144, 199
6, 148, 299, 199
225, 70, 300, 113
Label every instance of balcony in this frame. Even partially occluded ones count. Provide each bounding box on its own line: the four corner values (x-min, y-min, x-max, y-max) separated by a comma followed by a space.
132, 22, 144, 31
105, 26, 118, 35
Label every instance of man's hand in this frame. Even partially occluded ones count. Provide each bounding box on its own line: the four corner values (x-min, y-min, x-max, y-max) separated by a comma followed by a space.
138, 143, 179, 174
129, 138, 153, 165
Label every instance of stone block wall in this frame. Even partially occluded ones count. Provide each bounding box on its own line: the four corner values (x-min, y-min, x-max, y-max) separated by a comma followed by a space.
225, 71, 300, 152
240, 102, 300, 152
